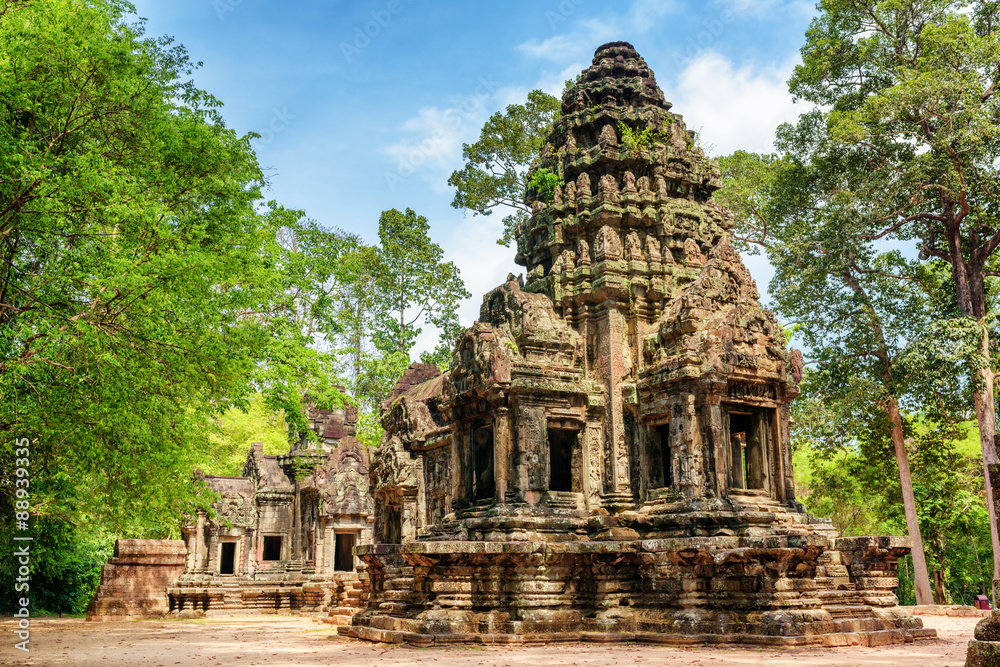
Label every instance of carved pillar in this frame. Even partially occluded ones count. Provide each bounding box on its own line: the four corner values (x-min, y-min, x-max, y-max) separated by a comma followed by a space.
674, 394, 705, 500
494, 406, 510, 502
780, 403, 796, 503
451, 427, 465, 508
291, 482, 301, 561
195, 511, 207, 572
185, 526, 197, 572
705, 394, 727, 499
599, 304, 631, 496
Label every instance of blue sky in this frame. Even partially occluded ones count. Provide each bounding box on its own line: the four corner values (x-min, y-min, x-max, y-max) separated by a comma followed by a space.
129, 0, 817, 355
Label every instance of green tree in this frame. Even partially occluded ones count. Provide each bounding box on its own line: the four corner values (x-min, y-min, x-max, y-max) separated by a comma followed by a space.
448, 90, 560, 246
719, 146, 961, 604
0, 0, 337, 538
370, 208, 469, 363
782, 0, 1000, 592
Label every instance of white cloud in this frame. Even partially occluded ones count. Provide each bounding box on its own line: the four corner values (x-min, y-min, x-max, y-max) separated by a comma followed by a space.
671, 50, 801, 155
714, 0, 813, 18
517, 0, 681, 64
381, 78, 507, 193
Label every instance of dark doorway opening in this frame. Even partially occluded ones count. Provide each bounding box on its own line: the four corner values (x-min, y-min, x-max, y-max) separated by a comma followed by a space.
728, 410, 767, 491
334, 533, 356, 572
472, 424, 495, 501
262, 535, 282, 561
548, 429, 576, 492
656, 424, 672, 488
220, 542, 236, 575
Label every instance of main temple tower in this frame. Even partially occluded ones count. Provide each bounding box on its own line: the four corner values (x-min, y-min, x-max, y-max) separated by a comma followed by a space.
347, 42, 933, 647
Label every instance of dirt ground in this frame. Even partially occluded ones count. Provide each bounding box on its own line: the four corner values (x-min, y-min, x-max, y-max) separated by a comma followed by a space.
0, 613, 980, 667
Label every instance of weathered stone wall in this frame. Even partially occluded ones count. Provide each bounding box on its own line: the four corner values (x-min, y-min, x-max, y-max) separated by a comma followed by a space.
86, 539, 186, 620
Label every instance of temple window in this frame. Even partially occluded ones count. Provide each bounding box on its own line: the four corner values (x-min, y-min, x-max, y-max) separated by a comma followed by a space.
262, 535, 283, 561
728, 409, 769, 491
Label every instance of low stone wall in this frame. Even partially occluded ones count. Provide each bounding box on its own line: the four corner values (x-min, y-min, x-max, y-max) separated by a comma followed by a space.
86, 539, 187, 621
909, 604, 990, 618
166, 571, 365, 620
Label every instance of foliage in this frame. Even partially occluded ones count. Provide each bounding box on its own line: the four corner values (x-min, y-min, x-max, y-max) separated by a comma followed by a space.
0, 518, 115, 614
204, 393, 289, 476
448, 90, 561, 246
616, 120, 671, 156
526, 167, 560, 204
720, 0, 1000, 594
369, 208, 470, 361
793, 370, 993, 604
0, 0, 361, 537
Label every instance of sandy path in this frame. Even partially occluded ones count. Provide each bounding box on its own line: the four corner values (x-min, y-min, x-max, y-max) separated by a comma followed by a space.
0, 614, 978, 667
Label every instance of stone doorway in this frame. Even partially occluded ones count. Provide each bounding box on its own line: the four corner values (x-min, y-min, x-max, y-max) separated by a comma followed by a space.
655, 423, 672, 488
334, 532, 356, 571
547, 428, 577, 492
219, 542, 236, 575
727, 408, 769, 492
472, 424, 495, 501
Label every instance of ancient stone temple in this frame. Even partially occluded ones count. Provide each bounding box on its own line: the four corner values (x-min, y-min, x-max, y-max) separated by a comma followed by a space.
346, 42, 936, 646
166, 402, 372, 618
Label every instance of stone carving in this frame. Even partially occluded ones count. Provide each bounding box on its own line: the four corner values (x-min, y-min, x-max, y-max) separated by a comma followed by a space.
644, 234, 661, 264
353, 41, 931, 649
219, 497, 255, 526
594, 225, 622, 261
623, 171, 637, 194
599, 122, 617, 147
564, 180, 576, 203
625, 232, 642, 262
598, 173, 619, 201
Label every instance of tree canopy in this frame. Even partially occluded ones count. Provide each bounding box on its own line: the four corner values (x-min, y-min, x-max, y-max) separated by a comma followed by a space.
448, 89, 561, 246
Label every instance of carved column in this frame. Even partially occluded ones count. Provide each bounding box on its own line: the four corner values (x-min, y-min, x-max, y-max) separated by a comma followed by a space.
451, 427, 465, 508
195, 511, 207, 572
494, 406, 510, 502
600, 303, 631, 496
705, 394, 726, 499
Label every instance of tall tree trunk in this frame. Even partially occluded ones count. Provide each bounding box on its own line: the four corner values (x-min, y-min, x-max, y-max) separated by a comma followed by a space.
887, 397, 934, 605
944, 212, 1000, 604
973, 333, 1000, 603
933, 569, 948, 605
843, 268, 935, 605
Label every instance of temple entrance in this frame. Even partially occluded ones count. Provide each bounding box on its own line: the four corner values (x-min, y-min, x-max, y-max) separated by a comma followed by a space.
656, 424, 672, 488
727, 409, 768, 491
334, 532, 356, 571
472, 423, 495, 501
548, 428, 576, 492
219, 542, 236, 575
